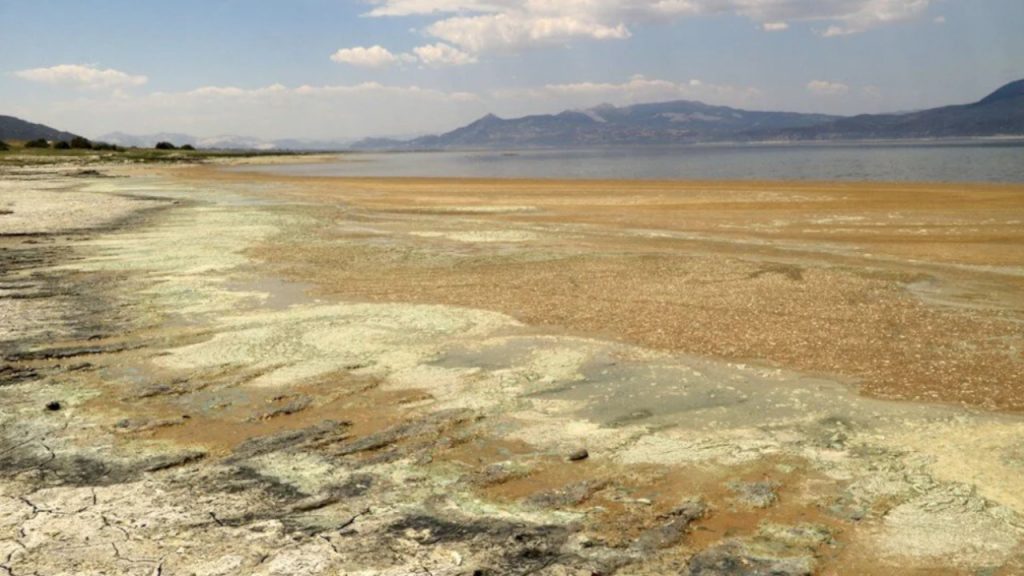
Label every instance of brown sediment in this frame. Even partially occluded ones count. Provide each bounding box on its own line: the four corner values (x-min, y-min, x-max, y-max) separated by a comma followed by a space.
167, 166, 1024, 411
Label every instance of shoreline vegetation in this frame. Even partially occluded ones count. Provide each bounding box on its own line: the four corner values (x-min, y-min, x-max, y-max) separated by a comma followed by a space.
0, 139, 313, 165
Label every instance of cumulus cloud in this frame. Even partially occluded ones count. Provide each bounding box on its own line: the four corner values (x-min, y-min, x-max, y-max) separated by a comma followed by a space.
413, 43, 478, 66
425, 13, 631, 53
807, 80, 850, 96
331, 43, 477, 68
13, 64, 148, 89
330, 45, 402, 67
364, 0, 502, 17
364, 0, 933, 49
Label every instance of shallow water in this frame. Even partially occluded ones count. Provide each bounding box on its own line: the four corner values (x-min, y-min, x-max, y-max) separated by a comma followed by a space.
246, 141, 1024, 182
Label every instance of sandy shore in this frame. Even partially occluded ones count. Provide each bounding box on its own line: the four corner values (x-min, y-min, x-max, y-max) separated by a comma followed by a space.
1, 159, 1023, 574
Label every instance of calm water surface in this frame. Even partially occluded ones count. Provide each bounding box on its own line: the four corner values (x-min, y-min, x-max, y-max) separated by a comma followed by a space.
250, 142, 1024, 183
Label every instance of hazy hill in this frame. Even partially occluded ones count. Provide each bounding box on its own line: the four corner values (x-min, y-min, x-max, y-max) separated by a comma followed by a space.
0, 115, 79, 142
758, 79, 1024, 140
353, 79, 1024, 150
98, 132, 198, 149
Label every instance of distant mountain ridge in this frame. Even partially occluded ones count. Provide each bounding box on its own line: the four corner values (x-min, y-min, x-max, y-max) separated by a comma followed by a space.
765, 79, 1024, 140
5, 79, 1022, 151
353, 79, 1024, 150
0, 116, 79, 142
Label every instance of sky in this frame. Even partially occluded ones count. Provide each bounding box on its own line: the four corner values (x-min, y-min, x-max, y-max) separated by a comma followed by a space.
1, 0, 1022, 141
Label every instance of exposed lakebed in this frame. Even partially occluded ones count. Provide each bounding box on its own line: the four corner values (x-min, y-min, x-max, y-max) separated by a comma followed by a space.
0, 160, 1022, 574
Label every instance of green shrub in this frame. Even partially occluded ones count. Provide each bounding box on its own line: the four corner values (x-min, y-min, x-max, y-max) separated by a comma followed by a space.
25, 139, 50, 149
54, 141, 71, 150
0, 141, 9, 152
155, 141, 176, 150
180, 144, 196, 151
70, 136, 93, 149
93, 142, 122, 151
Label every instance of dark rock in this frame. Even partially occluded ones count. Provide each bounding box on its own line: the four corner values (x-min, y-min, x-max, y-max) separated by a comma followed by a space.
568, 448, 589, 462
45, 401, 62, 412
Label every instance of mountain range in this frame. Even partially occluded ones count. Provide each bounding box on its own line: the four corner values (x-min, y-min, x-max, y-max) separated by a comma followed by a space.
3, 79, 1022, 151
0, 115, 79, 143
353, 78, 1024, 150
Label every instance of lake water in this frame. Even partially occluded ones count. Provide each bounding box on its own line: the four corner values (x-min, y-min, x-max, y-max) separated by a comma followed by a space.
251, 141, 1024, 183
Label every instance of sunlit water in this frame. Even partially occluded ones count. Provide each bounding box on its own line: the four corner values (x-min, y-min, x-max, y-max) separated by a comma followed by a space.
247, 141, 1024, 182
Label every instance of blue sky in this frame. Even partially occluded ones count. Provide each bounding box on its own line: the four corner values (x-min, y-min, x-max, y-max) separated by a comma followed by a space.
1, 0, 1021, 140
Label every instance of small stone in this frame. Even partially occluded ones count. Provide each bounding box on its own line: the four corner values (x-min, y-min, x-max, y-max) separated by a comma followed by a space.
45, 401, 62, 412
568, 448, 589, 462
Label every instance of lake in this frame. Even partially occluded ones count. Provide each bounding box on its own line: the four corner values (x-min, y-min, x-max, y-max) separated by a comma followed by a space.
248, 141, 1024, 183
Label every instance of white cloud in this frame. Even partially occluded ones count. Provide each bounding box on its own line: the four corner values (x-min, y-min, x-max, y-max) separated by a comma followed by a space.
363, 0, 499, 17
364, 0, 933, 47
330, 45, 401, 67
807, 80, 850, 96
13, 64, 148, 90
425, 13, 630, 53
331, 43, 477, 68
413, 43, 478, 66
346, 2, 936, 67
933, 15, 946, 24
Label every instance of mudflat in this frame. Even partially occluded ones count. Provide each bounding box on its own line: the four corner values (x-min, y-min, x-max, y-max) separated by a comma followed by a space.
196, 167, 1024, 410
2, 158, 1023, 575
